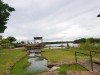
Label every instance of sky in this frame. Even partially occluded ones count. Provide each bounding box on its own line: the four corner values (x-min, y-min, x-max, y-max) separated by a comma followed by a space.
1, 0, 100, 42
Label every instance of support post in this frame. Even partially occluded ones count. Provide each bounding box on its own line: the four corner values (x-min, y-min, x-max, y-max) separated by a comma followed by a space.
75, 51, 77, 63
34, 39, 35, 43
90, 50, 93, 71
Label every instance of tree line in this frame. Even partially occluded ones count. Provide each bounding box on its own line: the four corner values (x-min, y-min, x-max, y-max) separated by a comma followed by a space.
44, 41, 73, 44
74, 38, 100, 43
0, 36, 16, 46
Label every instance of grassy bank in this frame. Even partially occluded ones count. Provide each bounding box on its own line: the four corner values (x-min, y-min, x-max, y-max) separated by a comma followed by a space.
12, 54, 47, 75
12, 56, 37, 75
0, 46, 99, 74
0, 48, 27, 74
42, 48, 75, 63
42, 48, 89, 63
11, 56, 30, 74
58, 64, 87, 74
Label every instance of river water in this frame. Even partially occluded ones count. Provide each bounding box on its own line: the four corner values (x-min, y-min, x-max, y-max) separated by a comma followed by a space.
26, 43, 79, 72
46, 43, 79, 48
27, 50, 49, 72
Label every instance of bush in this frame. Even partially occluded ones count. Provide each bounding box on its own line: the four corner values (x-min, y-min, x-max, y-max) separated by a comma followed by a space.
80, 42, 96, 50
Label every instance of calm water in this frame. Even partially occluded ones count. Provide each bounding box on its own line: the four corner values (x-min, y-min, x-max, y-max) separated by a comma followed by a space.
27, 50, 49, 72
26, 43, 79, 71
46, 43, 79, 48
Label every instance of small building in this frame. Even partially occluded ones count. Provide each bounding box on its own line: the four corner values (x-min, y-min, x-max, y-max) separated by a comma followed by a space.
26, 37, 43, 50
34, 37, 43, 43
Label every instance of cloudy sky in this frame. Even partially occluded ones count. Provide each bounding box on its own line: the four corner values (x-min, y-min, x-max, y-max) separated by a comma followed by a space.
1, 0, 100, 42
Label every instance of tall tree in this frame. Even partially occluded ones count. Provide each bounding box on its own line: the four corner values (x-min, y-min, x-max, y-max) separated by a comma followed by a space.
74, 38, 86, 43
1, 38, 10, 44
0, 0, 15, 33
7, 36, 16, 43
0, 35, 2, 40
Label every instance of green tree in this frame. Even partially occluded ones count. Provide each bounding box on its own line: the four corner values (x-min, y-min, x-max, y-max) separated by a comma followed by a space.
7, 36, 16, 43
21, 41, 25, 44
0, 35, 3, 40
0, 0, 15, 33
74, 38, 86, 43
1, 38, 10, 44
88, 38, 95, 43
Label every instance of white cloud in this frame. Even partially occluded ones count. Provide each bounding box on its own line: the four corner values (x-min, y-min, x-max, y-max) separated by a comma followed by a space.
2, 0, 100, 41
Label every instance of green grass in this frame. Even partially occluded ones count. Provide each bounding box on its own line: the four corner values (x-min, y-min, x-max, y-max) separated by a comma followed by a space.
0, 48, 27, 74
11, 56, 30, 74
12, 55, 47, 75
42, 48, 75, 63
0, 46, 99, 74
42, 48, 90, 63
58, 64, 87, 74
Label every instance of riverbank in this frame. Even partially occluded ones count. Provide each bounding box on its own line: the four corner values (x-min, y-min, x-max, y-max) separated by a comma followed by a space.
42, 48, 90, 63
12, 53, 48, 75
0, 47, 100, 75
0, 48, 27, 74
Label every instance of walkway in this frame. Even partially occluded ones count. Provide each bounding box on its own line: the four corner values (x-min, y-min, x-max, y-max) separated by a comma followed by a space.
67, 71, 100, 75
39, 59, 100, 75
78, 60, 100, 72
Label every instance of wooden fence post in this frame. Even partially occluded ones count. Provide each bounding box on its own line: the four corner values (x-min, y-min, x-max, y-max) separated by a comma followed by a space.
75, 51, 77, 63
90, 50, 93, 71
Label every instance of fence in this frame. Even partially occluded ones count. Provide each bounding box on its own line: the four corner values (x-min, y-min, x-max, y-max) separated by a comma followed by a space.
75, 50, 100, 71
75, 51, 93, 71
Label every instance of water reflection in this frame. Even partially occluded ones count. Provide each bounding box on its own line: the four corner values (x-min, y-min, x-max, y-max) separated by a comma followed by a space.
29, 53, 41, 57
27, 51, 49, 72
46, 43, 79, 49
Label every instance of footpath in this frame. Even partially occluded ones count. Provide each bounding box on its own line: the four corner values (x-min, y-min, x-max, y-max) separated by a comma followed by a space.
38, 59, 100, 75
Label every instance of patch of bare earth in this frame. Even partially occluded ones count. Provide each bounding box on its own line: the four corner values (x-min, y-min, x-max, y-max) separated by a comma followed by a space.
67, 71, 100, 75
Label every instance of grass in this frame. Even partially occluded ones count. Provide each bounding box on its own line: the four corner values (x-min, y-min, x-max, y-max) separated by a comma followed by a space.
0, 48, 27, 74
58, 64, 88, 74
12, 54, 47, 75
11, 56, 30, 74
42, 48, 90, 63
42, 48, 75, 63
0, 44, 99, 75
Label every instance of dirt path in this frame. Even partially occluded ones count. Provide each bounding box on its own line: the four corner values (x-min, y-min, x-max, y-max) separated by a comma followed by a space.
67, 71, 100, 75
4, 60, 100, 75
39, 60, 100, 75
78, 60, 100, 72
